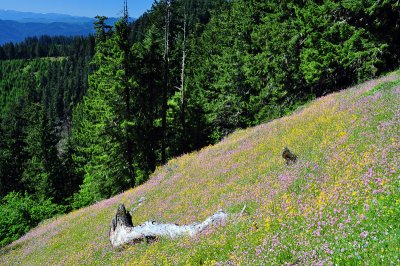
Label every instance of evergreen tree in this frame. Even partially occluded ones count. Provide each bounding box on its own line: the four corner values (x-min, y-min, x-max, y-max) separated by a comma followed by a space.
21, 102, 59, 199
71, 14, 136, 207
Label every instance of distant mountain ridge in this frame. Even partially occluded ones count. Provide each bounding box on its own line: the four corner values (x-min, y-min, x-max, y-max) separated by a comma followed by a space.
0, 9, 95, 24
0, 20, 95, 44
0, 10, 123, 45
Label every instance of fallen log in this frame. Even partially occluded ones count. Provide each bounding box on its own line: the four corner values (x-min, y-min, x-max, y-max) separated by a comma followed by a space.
110, 204, 227, 248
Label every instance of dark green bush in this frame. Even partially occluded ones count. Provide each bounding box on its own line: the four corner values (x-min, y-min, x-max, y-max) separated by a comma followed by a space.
0, 192, 64, 247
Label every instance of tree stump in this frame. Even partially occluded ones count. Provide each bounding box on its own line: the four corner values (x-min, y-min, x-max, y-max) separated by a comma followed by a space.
282, 147, 297, 165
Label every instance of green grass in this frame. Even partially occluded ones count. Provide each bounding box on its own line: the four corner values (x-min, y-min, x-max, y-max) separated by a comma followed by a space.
1, 72, 399, 265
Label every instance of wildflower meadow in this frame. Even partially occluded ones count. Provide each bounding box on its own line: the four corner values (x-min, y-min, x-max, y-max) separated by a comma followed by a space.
0, 72, 399, 265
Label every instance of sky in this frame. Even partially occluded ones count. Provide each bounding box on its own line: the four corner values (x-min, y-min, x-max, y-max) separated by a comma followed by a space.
0, 0, 154, 18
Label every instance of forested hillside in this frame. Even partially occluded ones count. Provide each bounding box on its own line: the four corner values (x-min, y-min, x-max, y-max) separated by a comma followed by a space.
1, 0, 399, 247
0, 35, 94, 246
1, 66, 399, 265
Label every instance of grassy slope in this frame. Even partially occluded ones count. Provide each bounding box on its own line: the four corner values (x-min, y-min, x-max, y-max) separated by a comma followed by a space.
1, 73, 399, 265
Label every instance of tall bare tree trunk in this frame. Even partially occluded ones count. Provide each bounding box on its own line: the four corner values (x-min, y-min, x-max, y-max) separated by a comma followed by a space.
123, 0, 135, 186
162, 0, 171, 164
180, 10, 187, 153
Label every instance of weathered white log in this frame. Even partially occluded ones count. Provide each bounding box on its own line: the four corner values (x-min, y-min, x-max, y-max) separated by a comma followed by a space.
110, 204, 227, 248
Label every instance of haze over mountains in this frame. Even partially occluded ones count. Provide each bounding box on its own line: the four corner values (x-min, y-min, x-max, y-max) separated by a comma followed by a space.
0, 10, 120, 44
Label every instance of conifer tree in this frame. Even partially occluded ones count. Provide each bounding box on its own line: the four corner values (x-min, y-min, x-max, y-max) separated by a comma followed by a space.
71, 9, 138, 207
71, 16, 124, 207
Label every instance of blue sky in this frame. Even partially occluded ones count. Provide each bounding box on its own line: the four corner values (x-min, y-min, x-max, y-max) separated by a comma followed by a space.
0, 0, 154, 18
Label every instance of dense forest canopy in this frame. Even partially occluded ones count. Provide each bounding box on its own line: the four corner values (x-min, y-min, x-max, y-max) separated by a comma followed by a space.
1, 0, 399, 247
